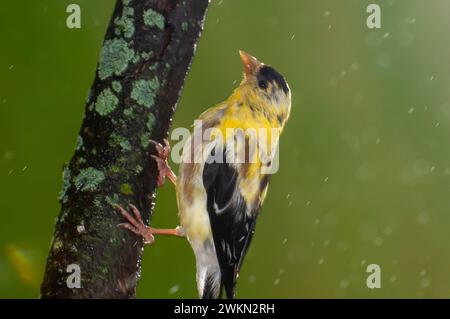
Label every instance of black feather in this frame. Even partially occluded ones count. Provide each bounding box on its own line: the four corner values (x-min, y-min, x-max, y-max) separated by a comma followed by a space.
202, 273, 221, 299
203, 150, 257, 299
257, 65, 289, 94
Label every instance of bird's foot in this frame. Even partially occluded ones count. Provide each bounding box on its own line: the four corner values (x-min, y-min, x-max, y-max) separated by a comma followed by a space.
115, 204, 185, 244
149, 138, 177, 187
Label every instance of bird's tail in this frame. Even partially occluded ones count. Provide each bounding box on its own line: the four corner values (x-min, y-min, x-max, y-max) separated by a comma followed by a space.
220, 265, 237, 299
195, 242, 222, 299
202, 269, 236, 299
202, 271, 222, 299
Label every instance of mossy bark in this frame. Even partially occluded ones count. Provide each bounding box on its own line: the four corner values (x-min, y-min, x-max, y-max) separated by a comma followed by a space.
41, 0, 209, 298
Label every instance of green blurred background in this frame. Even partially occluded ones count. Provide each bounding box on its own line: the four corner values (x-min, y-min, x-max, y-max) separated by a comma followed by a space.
1, 0, 450, 298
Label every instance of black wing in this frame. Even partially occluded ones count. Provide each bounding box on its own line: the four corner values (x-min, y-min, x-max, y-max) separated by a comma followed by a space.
203, 151, 258, 299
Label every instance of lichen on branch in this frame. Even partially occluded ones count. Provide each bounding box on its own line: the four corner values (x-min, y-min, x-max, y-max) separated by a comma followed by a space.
41, 0, 210, 298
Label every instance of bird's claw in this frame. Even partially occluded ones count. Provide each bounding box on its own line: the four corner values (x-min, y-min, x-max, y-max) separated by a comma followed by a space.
114, 204, 155, 244
149, 139, 177, 187
149, 138, 171, 160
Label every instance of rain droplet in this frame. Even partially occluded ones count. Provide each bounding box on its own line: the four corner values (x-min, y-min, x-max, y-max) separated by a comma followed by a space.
384, 226, 393, 236
417, 212, 430, 225
339, 279, 350, 289
420, 278, 431, 288
169, 284, 180, 294
374, 237, 383, 247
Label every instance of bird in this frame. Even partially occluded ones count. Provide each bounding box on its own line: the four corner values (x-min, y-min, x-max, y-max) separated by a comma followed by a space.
115, 50, 291, 299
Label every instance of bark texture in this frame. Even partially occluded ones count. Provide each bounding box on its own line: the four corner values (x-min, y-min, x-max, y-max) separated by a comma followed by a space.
41, 0, 209, 298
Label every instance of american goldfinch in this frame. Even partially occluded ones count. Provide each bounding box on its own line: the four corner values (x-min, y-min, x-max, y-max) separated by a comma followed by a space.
116, 51, 291, 299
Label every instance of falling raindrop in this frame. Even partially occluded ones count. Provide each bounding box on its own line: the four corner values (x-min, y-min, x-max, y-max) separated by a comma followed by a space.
169, 284, 180, 294
339, 279, 350, 289
420, 278, 431, 288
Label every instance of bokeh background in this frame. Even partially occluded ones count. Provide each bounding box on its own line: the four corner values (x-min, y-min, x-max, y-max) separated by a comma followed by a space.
1, 0, 450, 298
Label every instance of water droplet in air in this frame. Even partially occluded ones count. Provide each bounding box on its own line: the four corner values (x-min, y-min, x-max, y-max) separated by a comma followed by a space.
169, 284, 180, 294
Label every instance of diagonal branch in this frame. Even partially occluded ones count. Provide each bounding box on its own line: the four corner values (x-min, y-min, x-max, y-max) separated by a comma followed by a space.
40, 0, 209, 298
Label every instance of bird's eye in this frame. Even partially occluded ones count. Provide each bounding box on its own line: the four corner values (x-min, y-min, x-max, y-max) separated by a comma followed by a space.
258, 80, 268, 90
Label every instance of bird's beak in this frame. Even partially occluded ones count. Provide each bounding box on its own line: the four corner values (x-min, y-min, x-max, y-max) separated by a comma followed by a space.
239, 50, 262, 78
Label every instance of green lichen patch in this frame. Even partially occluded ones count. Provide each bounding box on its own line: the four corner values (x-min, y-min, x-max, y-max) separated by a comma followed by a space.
143, 9, 165, 30
59, 166, 71, 203
147, 112, 156, 131
149, 63, 158, 71
52, 238, 64, 252
74, 167, 105, 192
132, 53, 141, 64
131, 78, 160, 108
120, 183, 133, 195
114, 6, 135, 39
95, 88, 118, 116
181, 22, 188, 32
109, 134, 131, 152
75, 135, 83, 150
98, 38, 135, 80
112, 81, 122, 93
93, 199, 102, 209
123, 107, 133, 117
141, 51, 151, 60
106, 194, 119, 206
120, 140, 131, 151
109, 165, 120, 174
140, 132, 151, 148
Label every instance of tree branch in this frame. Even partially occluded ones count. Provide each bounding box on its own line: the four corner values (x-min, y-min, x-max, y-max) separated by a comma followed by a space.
41, 0, 209, 298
